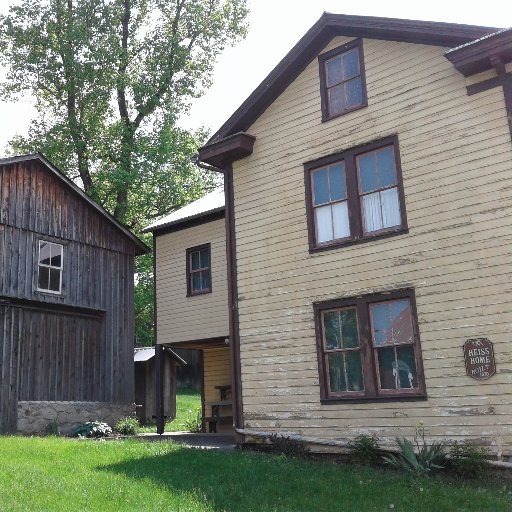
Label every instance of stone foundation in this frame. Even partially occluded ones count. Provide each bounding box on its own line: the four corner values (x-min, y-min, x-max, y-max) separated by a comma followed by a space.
17, 401, 135, 435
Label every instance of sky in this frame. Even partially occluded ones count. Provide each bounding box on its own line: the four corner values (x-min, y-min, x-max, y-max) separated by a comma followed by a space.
0, 0, 510, 153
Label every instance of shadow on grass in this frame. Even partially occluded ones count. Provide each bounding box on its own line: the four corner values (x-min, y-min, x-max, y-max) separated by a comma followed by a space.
97, 443, 508, 512
98, 445, 373, 512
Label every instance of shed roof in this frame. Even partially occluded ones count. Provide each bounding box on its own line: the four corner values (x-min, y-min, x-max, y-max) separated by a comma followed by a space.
134, 347, 187, 365
205, 13, 499, 145
0, 153, 150, 255
143, 187, 225, 233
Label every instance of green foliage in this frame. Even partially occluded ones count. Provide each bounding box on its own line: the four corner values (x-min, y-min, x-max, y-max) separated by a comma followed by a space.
269, 433, 310, 458
448, 440, 491, 479
347, 433, 380, 465
114, 417, 140, 436
182, 407, 202, 433
383, 423, 447, 475
72, 421, 113, 438
0, 0, 246, 341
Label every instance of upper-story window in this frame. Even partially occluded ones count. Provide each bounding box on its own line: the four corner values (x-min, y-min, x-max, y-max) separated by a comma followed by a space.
186, 244, 211, 296
314, 290, 426, 401
304, 136, 408, 252
318, 39, 367, 121
37, 241, 63, 294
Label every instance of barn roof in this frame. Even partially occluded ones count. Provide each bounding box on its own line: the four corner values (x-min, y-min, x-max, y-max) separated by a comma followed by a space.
206, 13, 499, 144
143, 187, 225, 233
0, 153, 150, 255
134, 346, 187, 365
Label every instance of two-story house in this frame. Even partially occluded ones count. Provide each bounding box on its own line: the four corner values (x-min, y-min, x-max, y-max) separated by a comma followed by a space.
152, 13, 512, 456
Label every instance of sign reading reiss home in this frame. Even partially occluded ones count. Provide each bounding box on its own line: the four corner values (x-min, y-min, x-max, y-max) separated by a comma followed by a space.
463, 338, 496, 380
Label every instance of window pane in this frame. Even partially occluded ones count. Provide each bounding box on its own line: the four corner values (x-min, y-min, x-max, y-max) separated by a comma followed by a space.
50, 244, 62, 268
329, 163, 346, 201
192, 271, 201, 291
328, 353, 346, 393
38, 267, 50, 290
358, 153, 377, 193
201, 270, 211, 290
332, 201, 350, 240
191, 251, 200, 270
376, 147, 396, 188
378, 347, 397, 390
200, 249, 209, 269
315, 205, 333, 243
49, 268, 61, 292
380, 188, 401, 229
344, 77, 363, 108
324, 311, 341, 349
345, 351, 364, 392
396, 345, 418, 388
339, 309, 358, 348
328, 84, 344, 116
371, 303, 390, 346
390, 300, 413, 344
325, 56, 342, 86
312, 168, 329, 206
39, 242, 51, 265
342, 49, 360, 80
363, 192, 383, 233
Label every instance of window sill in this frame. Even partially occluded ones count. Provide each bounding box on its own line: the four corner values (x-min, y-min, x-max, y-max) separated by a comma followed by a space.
186, 290, 212, 297
321, 102, 367, 123
320, 394, 427, 405
309, 227, 408, 254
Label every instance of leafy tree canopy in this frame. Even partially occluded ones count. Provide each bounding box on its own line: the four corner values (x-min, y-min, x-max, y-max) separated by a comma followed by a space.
0, 0, 248, 345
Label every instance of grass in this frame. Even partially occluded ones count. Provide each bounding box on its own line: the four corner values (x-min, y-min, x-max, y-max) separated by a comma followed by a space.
138, 387, 201, 433
0, 436, 510, 512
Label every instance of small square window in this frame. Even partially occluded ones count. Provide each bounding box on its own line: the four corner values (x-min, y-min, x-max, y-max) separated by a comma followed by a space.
186, 244, 212, 296
304, 136, 408, 251
314, 290, 426, 401
37, 241, 63, 294
319, 39, 367, 121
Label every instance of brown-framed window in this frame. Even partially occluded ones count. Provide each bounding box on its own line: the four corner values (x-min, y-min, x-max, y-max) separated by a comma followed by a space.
314, 289, 426, 402
304, 135, 408, 252
318, 39, 367, 121
186, 244, 211, 296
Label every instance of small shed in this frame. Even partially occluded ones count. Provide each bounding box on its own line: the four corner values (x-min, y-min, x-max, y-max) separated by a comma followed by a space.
134, 347, 186, 424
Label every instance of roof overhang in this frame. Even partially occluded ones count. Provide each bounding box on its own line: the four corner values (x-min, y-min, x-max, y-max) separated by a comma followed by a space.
205, 13, 499, 144
0, 153, 150, 255
144, 207, 225, 236
134, 346, 187, 365
445, 29, 512, 76
198, 132, 256, 168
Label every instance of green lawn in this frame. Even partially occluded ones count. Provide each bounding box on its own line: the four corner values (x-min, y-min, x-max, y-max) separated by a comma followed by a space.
0, 437, 510, 511
138, 387, 201, 433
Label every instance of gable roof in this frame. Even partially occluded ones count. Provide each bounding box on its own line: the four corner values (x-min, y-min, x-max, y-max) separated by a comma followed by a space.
0, 153, 150, 255
144, 187, 225, 233
207, 13, 499, 145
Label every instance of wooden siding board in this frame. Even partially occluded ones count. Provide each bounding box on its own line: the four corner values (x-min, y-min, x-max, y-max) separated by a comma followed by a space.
155, 219, 229, 344
230, 36, 512, 449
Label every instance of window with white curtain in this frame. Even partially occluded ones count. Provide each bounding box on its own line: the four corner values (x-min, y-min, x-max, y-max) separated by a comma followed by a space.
305, 136, 407, 250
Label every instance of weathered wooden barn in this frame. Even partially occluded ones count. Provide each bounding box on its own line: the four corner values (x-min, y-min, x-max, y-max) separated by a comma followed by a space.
0, 153, 149, 434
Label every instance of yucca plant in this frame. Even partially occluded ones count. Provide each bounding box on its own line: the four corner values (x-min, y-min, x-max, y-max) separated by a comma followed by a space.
383, 423, 447, 475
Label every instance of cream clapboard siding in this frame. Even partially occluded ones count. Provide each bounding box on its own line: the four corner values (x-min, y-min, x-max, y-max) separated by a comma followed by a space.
233, 36, 512, 453
156, 218, 229, 343
203, 347, 232, 432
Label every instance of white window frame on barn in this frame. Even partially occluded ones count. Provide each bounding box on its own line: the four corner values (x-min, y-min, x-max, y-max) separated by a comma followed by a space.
37, 240, 63, 294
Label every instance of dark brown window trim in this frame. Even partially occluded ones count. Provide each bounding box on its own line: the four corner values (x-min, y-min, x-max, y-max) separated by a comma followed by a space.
186, 243, 212, 297
304, 135, 408, 253
318, 38, 368, 122
314, 288, 426, 402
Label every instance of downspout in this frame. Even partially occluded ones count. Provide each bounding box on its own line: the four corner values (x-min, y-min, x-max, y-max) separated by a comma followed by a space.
195, 157, 244, 431
154, 233, 165, 435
